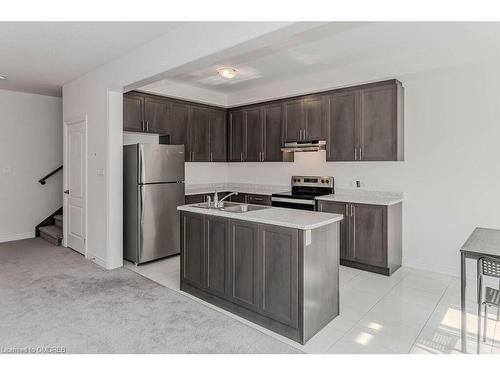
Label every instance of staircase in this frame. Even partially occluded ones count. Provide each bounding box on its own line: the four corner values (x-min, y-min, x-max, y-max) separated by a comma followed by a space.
39, 214, 63, 246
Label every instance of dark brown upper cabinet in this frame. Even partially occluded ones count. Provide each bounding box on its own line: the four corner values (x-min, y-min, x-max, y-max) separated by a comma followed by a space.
303, 95, 326, 141
168, 101, 190, 161
209, 109, 227, 162
326, 81, 403, 161
125, 78, 403, 163
283, 99, 303, 142
189, 106, 210, 162
144, 96, 169, 133
228, 110, 245, 162
123, 93, 145, 132
263, 103, 284, 162
326, 90, 357, 161
245, 107, 264, 162
359, 83, 403, 161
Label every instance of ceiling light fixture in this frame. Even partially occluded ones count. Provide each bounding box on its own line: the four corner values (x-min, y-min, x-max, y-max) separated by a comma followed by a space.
217, 67, 238, 80
0, 75, 6, 80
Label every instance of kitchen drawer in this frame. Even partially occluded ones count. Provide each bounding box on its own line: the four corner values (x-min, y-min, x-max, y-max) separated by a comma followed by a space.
247, 194, 271, 206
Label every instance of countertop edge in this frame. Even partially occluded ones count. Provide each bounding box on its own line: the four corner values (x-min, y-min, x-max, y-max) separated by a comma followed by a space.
177, 205, 343, 230
315, 195, 404, 206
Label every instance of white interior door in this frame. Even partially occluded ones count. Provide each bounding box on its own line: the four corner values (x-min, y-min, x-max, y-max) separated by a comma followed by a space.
65, 119, 86, 254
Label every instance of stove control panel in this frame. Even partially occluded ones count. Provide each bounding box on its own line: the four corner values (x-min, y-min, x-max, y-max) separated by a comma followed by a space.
291, 176, 334, 188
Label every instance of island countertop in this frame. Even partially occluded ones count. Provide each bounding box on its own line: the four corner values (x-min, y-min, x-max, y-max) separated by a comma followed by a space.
177, 204, 343, 230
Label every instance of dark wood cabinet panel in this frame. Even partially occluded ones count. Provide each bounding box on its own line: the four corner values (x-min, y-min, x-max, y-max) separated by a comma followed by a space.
318, 200, 401, 275
359, 84, 397, 161
209, 109, 227, 162
185, 194, 205, 205
228, 110, 245, 162
351, 203, 387, 267
247, 194, 271, 206
304, 95, 326, 141
283, 99, 304, 142
123, 94, 144, 132
168, 101, 190, 160
205, 216, 229, 297
326, 91, 357, 161
263, 103, 284, 162
228, 220, 259, 310
229, 193, 247, 203
317, 201, 349, 260
144, 96, 168, 133
258, 224, 299, 328
245, 107, 263, 162
189, 106, 210, 162
181, 212, 205, 288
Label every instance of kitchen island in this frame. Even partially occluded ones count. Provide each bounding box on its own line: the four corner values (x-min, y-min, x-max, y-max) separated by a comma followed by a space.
177, 202, 343, 344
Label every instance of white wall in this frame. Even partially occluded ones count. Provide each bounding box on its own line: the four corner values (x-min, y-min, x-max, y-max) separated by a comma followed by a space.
0, 89, 62, 242
224, 65, 500, 276
63, 22, 297, 269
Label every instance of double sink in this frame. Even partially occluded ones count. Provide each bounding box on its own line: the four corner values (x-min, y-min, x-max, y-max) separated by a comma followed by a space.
193, 201, 269, 213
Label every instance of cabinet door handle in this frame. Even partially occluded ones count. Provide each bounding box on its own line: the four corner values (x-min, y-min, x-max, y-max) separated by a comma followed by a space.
359, 147, 362, 160
262, 151, 265, 161
350, 204, 354, 216
146, 120, 149, 132
345, 203, 348, 217
240, 151, 243, 162
210, 152, 213, 162
354, 148, 357, 160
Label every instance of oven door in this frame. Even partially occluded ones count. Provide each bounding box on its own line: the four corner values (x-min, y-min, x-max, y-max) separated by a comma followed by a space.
271, 196, 316, 211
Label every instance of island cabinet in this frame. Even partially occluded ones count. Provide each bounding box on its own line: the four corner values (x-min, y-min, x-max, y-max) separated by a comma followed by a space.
317, 200, 402, 276
180, 212, 340, 344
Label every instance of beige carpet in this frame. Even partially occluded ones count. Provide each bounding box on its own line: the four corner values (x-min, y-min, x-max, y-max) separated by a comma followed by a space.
0, 238, 301, 354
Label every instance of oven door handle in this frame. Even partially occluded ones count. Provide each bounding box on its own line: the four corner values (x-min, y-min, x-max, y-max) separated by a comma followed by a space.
271, 197, 316, 205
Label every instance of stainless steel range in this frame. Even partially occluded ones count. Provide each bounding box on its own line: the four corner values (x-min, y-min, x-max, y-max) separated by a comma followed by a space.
271, 176, 334, 211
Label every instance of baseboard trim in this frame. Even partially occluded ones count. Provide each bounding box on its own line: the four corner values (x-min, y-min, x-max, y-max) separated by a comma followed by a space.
0, 232, 35, 243
85, 252, 107, 269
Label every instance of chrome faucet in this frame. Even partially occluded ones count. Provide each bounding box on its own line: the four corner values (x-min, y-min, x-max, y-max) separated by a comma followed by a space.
216, 191, 238, 208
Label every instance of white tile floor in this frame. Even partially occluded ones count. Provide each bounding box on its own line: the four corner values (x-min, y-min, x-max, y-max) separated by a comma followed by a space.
124, 257, 500, 354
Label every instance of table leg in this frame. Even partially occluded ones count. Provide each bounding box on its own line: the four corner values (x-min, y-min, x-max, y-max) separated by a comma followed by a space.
461, 252, 467, 353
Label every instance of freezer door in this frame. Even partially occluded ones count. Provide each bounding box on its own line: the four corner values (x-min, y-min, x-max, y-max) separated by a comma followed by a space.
139, 144, 185, 184
138, 182, 185, 263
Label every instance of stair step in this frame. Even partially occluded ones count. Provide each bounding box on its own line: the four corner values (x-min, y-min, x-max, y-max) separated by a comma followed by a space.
39, 225, 63, 246
54, 214, 63, 229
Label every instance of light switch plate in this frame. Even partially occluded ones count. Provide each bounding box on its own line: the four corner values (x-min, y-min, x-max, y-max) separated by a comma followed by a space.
97, 168, 105, 176
2, 166, 12, 175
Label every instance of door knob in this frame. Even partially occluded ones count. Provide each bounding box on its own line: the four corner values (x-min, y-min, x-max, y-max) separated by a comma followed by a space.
64, 190, 69, 194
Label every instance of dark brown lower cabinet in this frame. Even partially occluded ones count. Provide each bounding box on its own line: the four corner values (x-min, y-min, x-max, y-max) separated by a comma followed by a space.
180, 211, 340, 344
181, 212, 205, 289
317, 200, 402, 276
184, 194, 205, 205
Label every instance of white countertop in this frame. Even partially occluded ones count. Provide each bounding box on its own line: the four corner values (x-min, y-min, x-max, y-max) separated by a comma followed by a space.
177, 204, 343, 230
316, 188, 404, 206
185, 182, 288, 196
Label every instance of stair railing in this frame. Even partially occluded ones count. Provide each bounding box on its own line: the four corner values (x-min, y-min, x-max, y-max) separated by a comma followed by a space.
38, 166, 63, 185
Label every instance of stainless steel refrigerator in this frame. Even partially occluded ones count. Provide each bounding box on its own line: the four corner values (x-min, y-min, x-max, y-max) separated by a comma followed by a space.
123, 143, 185, 265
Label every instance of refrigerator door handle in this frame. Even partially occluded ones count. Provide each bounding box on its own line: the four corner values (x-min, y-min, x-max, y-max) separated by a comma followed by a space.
140, 186, 145, 225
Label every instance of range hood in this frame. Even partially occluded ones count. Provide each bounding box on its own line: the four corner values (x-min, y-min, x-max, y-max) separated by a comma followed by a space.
281, 140, 326, 153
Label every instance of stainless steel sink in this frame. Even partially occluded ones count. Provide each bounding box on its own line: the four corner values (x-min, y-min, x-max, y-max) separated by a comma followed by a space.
193, 201, 240, 209
192, 202, 268, 213
220, 204, 269, 213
